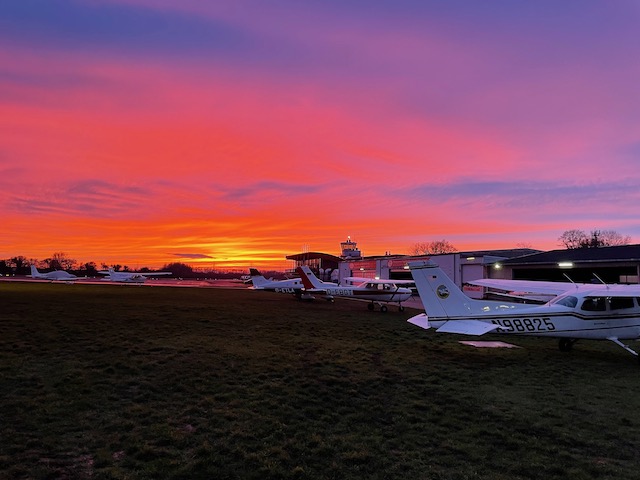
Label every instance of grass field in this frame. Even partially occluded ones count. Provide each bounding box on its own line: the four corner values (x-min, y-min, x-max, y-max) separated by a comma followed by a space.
2, 282, 640, 479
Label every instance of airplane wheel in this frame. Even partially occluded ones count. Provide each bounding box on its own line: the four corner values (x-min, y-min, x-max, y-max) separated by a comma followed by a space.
399, 306, 405, 312
559, 338, 574, 352
367, 303, 374, 311
380, 305, 388, 313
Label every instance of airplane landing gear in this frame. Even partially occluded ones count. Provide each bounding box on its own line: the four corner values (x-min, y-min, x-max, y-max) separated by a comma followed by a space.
559, 338, 577, 352
368, 302, 390, 312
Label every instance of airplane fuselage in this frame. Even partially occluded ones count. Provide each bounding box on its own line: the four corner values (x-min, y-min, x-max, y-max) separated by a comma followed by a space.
428, 307, 640, 341
321, 286, 412, 303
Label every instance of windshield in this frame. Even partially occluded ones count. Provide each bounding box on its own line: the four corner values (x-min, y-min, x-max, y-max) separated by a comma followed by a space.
550, 294, 578, 308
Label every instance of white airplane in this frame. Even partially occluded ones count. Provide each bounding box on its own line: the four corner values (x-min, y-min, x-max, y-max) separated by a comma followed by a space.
296, 265, 414, 312
407, 261, 640, 361
98, 268, 171, 283
28, 265, 79, 282
248, 268, 311, 299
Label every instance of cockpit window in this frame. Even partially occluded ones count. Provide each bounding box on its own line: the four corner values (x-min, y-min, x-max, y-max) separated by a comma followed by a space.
609, 297, 635, 310
581, 297, 607, 312
552, 295, 578, 308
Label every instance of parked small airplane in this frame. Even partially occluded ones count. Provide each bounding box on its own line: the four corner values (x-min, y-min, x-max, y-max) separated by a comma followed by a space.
248, 268, 311, 299
296, 265, 413, 312
407, 261, 640, 361
98, 268, 171, 283
28, 265, 79, 282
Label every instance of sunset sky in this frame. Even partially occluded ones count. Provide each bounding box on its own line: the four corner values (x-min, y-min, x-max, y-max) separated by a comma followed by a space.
2, 0, 639, 270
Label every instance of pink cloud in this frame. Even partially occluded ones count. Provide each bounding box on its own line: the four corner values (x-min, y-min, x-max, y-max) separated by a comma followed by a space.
2, 2, 639, 268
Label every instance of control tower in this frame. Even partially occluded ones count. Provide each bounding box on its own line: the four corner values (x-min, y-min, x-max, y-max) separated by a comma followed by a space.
340, 236, 362, 259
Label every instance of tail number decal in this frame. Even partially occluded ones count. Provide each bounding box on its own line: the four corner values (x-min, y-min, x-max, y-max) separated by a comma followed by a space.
327, 288, 354, 296
492, 317, 556, 332
275, 287, 296, 294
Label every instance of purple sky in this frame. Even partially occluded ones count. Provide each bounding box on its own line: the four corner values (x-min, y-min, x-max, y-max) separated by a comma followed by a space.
1, 0, 639, 268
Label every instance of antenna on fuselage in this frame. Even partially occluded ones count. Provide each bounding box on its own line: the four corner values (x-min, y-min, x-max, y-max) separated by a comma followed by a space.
562, 273, 578, 288
592, 272, 609, 288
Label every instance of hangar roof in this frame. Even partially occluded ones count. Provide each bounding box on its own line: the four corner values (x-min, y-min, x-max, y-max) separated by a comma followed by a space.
500, 244, 640, 265
458, 248, 541, 258
285, 252, 342, 263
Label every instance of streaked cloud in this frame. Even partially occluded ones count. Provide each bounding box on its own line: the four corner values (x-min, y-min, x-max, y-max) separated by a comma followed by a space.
1, 0, 639, 269
170, 253, 214, 260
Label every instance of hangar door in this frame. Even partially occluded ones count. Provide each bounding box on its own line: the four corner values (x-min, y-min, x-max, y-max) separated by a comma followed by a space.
462, 264, 484, 299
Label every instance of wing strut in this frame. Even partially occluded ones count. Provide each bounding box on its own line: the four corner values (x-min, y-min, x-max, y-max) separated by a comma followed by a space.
607, 337, 639, 357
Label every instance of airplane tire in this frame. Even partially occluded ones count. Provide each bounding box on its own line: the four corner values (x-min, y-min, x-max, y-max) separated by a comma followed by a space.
399, 306, 405, 312
559, 338, 573, 352
368, 303, 374, 311
380, 305, 388, 313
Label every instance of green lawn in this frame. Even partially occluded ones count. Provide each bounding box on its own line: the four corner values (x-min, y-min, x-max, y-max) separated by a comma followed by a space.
2, 282, 640, 479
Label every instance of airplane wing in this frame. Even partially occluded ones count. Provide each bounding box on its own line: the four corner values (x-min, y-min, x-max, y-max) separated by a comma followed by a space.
581, 285, 640, 297
468, 278, 577, 296
345, 277, 414, 285
303, 288, 329, 294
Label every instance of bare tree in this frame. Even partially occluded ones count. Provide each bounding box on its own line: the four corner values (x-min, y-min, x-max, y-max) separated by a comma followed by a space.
558, 229, 588, 249
78, 262, 98, 276
409, 240, 457, 255
48, 252, 76, 270
597, 229, 631, 246
9, 256, 29, 274
408, 242, 430, 256
559, 229, 631, 249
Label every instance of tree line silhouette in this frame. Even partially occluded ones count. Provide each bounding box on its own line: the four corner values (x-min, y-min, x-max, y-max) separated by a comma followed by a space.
0, 253, 251, 279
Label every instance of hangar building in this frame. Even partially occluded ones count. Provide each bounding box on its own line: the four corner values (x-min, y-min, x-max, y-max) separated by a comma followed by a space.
489, 244, 640, 284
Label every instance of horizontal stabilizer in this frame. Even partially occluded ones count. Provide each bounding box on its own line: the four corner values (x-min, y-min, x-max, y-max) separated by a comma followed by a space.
435, 320, 501, 336
407, 313, 430, 330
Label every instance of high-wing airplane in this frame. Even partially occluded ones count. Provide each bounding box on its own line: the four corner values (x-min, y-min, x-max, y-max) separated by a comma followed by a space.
296, 265, 413, 312
248, 268, 311, 299
407, 261, 640, 361
98, 268, 171, 283
28, 265, 79, 282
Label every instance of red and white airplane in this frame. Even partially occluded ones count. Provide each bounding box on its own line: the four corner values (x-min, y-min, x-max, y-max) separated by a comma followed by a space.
296, 265, 413, 312
408, 261, 640, 361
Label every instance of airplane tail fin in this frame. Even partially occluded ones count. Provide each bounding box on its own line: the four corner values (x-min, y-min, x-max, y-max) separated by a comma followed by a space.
296, 266, 325, 290
30, 265, 39, 277
409, 261, 492, 320
249, 268, 269, 288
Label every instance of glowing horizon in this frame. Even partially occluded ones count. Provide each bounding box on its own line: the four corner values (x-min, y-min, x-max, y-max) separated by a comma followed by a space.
2, 1, 639, 271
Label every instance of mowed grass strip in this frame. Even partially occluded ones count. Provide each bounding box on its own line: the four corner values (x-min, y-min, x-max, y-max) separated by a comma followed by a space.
2, 282, 640, 479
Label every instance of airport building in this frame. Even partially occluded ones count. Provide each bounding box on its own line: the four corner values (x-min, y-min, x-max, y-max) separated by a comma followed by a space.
286, 239, 640, 298
287, 238, 540, 298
